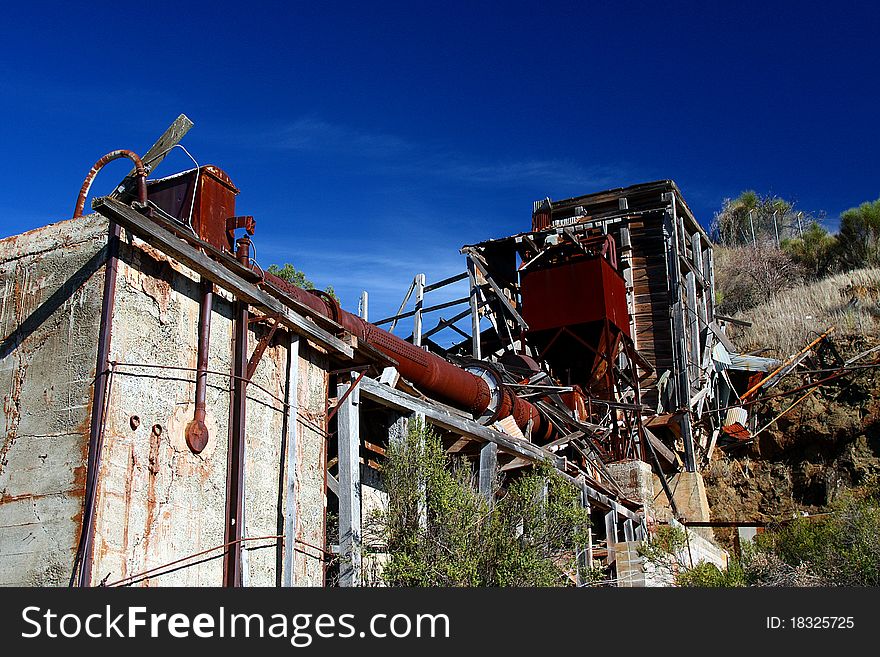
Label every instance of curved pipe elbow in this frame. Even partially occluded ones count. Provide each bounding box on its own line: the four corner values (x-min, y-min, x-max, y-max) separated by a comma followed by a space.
74, 149, 148, 218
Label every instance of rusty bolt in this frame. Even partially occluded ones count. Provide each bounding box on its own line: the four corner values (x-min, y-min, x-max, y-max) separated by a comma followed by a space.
130, 415, 141, 430
152, 424, 163, 436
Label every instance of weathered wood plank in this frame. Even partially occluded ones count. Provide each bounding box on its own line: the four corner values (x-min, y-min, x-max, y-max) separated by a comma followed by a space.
360, 376, 559, 466
337, 373, 362, 587
113, 114, 194, 201
478, 442, 498, 501
282, 335, 300, 586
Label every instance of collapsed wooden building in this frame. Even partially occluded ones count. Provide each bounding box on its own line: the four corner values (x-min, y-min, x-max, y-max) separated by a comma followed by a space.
0, 116, 744, 588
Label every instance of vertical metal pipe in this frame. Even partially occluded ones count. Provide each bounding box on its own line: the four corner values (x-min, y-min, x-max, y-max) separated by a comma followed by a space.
186, 280, 213, 453
74, 221, 121, 586
223, 237, 251, 586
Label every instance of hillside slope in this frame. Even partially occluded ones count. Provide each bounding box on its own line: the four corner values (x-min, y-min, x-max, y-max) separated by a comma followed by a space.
704, 269, 880, 547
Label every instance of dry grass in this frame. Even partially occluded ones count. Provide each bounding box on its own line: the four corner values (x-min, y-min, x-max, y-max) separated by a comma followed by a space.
728, 267, 880, 357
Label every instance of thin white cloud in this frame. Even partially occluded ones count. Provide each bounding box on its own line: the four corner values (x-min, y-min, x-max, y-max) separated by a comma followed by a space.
259, 117, 413, 158
246, 116, 622, 189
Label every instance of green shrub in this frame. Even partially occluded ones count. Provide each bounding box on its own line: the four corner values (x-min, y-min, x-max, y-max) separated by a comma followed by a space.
368, 420, 592, 587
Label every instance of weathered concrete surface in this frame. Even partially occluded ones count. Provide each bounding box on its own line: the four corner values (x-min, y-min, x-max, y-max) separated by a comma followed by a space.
289, 345, 329, 586
0, 214, 108, 586
606, 459, 654, 516
1, 216, 333, 587
653, 470, 713, 540
90, 235, 233, 586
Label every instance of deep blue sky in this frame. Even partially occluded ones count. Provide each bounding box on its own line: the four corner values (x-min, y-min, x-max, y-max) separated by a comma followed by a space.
2, 2, 878, 330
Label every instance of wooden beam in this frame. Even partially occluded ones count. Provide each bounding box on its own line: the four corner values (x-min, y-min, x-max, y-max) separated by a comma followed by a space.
113, 114, 194, 202
424, 271, 468, 293
465, 251, 529, 330
360, 376, 560, 466
388, 277, 416, 332
281, 335, 300, 587
93, 197, 354, 358
665, 204, 696, 472
336, 373, 362, 587
605, 510, 618, 564
479, 442, 498, 501
413, 274, 425, 347
466, 257, 482, 359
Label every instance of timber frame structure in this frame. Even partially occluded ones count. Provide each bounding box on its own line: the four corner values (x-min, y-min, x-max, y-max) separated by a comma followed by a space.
69, 116, 648, 587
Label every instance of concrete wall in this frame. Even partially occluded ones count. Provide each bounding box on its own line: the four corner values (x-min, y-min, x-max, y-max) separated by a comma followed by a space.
0, 215, 108, 586
0, 216, 332, 586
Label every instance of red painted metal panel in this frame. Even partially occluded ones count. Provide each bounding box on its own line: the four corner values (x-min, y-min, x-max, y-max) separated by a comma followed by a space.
520, 256, 630, 336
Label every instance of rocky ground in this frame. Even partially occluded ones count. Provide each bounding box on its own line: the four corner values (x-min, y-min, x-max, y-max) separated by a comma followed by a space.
703, 336, 880, 549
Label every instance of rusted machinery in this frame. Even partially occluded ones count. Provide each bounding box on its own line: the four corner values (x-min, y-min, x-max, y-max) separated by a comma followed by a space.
133, 165, 555, 443
83, 159, 647, 468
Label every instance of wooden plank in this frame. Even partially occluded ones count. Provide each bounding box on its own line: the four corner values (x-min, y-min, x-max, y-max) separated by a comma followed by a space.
643, 427, 677, 466
665, 204, 696, 472
93, 197, 353, 358
388, 412, 409, 447
498, 457, 530, 472
424, 271, 468, 293
282, 335, 300, 587
465, 250, 529, 330
605, 510, 618, 564
446, 436, 472, 453
337, 373, 362, 587
113, 114, 194, 201
478, 442, 498, 501
466, 256, 482, 359
360, 376, 560, 466
413, 273, 425, 346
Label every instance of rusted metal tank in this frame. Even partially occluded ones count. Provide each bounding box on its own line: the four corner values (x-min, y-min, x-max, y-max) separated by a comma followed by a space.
147, 166, 239, 253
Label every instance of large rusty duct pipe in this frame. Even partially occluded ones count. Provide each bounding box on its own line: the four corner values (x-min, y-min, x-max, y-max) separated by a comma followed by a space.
262, 272, 552, 441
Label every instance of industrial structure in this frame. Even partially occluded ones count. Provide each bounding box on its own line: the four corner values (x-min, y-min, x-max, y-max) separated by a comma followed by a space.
0, 116, 760, 587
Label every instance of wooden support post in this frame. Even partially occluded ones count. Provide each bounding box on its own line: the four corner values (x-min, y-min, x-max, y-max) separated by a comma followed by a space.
691, 234, 708, 336
703, 247, 715, 324
577, 492, 593, 585
466, 256, 482, 360
281, 335, 300, 587
620, 226, 638, 349
623, 518, 635, 543
413, 273, 425, 347
478, 441, 498, 501
358, 290, 368, 321
664, 196, 696, 472
389, 412, 409, 448
337, 373, 362, 587
686, 271, 700, 387
605, 509, 618, 565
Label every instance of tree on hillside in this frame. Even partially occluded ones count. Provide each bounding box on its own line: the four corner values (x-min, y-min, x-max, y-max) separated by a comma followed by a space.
712, 190, 806, 248
837, 199, 880, 269
781, 222, 839, 279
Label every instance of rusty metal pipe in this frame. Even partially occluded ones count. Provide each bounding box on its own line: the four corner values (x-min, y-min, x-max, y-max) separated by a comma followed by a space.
262, 271, 553, 440
72, 221, 122, 586
185, 280, 213, 453
223, 236, 252, 586
74, 149, 148, 219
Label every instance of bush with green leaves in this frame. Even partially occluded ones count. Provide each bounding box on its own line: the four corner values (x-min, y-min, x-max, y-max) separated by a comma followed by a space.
267, 262, 338, 301
366, 420, 593, 587
782, 222, 840, 279
673, 492, 880, 587
838, 199, 880, 270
